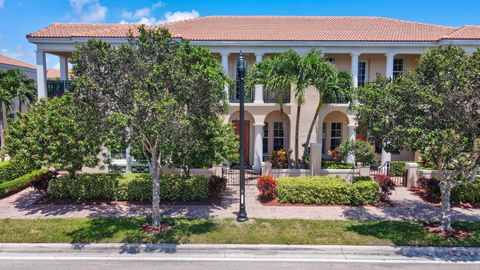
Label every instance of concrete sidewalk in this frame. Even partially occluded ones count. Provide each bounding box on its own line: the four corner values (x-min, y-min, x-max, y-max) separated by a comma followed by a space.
0, 243, 479, 263
0, 186, 479, 221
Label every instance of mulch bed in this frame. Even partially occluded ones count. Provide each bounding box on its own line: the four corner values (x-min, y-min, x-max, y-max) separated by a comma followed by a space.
409, 187, 480, 208
258, 195, 394, 207
141, 219, 175, 233
424, 224, 472, 239
33, 195, 223, 206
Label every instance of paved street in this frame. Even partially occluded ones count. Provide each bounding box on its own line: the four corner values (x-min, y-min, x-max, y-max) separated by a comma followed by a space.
0, 244, 479, 270
1, 186, 480, 222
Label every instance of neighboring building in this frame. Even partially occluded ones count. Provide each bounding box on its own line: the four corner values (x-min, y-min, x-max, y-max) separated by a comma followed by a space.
26, 16, 480, 170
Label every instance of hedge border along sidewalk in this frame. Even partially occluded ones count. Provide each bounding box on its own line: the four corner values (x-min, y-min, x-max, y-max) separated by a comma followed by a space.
0, 160, 35, 184
0, 169, 48, 197
48, 173, 210, 202
275, 175, 380, 205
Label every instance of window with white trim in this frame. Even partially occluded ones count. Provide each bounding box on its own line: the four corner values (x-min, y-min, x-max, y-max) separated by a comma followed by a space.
263, 123, 269, 160
330, 122, 342, 150
322, 122, 327, 154
358, 61, 368, 87
393, 58, 404, 78
273, 122, 284, 151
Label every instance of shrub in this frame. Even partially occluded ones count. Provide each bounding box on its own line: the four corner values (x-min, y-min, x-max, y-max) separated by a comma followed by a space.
31, 170, 57, 194
451, 178, 480, 204
352, 176, 373, 183
322, 161, 353, 169
257, 176, 277, 199
373, 174, 396, 201
275, 176, 379, 205
268, 149, 292, 169
417, 176, 441, 200
208, 175, 227, 197
389, 161, 406, 177
48, 173, 209, 202
0, 159, 36, 184
338, 140, 376, 166
0, 169, 49, 197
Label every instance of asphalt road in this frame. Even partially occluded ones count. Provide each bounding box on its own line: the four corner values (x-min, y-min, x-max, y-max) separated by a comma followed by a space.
1, 259, 479, 270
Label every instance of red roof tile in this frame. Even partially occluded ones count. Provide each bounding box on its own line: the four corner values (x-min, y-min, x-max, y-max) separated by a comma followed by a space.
26, 16, 479, 42
0, 54, 36, 69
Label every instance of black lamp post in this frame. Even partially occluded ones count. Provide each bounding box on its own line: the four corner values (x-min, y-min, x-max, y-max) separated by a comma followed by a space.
236, 51, 249, 222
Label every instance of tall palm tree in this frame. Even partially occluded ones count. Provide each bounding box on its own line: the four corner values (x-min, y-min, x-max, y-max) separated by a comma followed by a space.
0, 69, 36, 148
301, 58, 353, 167
246, 50, 302, 168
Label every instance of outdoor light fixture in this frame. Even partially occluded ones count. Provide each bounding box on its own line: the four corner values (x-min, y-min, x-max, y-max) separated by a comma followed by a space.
236, 51, 249, 222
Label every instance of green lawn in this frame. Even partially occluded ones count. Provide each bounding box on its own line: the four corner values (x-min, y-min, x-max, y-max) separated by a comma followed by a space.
0, 218, 479, 247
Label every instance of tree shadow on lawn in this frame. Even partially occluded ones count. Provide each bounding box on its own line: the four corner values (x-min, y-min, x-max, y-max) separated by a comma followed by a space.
345, 221, 480, 261
66, 217, 218, 251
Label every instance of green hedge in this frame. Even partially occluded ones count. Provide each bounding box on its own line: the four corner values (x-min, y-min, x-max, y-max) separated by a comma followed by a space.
322, 161, 354, 169
389, 161, 406, 177
48, 173, 209, 202
0, 169, 49, 197
276, 176, 379, 205
0, 160, 35, 184
451, 178, 480, 204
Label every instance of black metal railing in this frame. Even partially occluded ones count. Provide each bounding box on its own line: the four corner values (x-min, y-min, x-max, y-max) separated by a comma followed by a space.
229, 87, 254, 103
263, 88, 291, 103
47, 80, 74, 98
323, 95, 351, 104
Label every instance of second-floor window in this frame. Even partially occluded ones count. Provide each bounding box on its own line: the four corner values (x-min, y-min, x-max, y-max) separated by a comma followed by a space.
273, 122, 284, 151
393, 58, 404, 78
358, 61, 368, 87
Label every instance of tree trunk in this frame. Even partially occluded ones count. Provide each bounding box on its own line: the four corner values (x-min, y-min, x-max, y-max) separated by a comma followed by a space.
294, 104, 301, 169
150, 152, 161, 227
302, 101, 322, 167
440, 176, 452, 231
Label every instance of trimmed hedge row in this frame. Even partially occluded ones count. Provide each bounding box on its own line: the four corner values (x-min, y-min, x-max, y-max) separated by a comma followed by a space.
0, 160, 36, 184
322, 161, 354, 169
0, 169, 49, 197
276, 176, 379, 205
452, 179, 480, 203
48, 173, 210, 202
389, 161, 406, 177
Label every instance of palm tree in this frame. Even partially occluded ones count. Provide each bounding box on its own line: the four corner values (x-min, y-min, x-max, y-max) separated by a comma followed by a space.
0, 69, 36, 148
246, 50, 302, 168
301, 57, 353, 167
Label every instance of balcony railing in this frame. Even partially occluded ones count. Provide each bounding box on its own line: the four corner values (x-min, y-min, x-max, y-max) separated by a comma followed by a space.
47, 80, 74, 98
229, 87, 254, 103
323, 95, 351, 104
263, 88, 291, 103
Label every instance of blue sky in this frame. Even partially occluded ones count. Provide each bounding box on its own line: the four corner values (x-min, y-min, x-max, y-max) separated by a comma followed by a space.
1, 0, 480, 68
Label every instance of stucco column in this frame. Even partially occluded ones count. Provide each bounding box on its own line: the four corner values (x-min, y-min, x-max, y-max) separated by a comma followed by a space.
253, 123, 264, 171
59, 56, 69, 81
36, 49, 47, 99
254, 53, 264, 103
125, 146, 132, 173
310, 143, 322, 176
346, 125, 356, 164
385, 52, 396, 78
405, 162, 419, 188
380, 145, 391, 166
350, 52, 360, 88
220, 52, 230, 97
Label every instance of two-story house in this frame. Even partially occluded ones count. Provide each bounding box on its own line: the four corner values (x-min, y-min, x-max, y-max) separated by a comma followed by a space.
26, 16, 480, 171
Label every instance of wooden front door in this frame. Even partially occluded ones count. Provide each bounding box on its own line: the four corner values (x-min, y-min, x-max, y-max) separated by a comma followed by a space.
232, 120, 249, 165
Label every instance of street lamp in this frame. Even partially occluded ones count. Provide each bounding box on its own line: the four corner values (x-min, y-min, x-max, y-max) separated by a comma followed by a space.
236, 51, 249, 222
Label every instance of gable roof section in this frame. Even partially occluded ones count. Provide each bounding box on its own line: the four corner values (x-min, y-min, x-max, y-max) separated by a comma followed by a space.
27, 16, 479, 42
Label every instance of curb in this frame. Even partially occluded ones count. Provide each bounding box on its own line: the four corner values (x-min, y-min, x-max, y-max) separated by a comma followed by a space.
0, 243, 479, 260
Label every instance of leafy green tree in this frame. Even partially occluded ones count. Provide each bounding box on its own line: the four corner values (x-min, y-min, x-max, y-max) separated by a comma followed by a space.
355, 46, 480, 231
70, 26, 229, 228
5, 95, 104, 178
338, 140, 376, 167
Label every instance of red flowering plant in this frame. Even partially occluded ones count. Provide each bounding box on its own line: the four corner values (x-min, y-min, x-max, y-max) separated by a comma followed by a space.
257, 175, 277, 200
373, 174, 396, 201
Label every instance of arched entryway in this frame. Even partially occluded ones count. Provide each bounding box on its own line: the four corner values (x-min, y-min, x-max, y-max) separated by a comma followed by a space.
228, 111, 255, 166
263, 110, 291, 161
319, 110, 350, 155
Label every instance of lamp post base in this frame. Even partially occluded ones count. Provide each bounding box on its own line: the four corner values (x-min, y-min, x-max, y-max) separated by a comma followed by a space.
236, 210, 249, 222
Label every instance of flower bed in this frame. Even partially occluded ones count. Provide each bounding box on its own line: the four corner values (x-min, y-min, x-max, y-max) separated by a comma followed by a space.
48, 173, 219, 202
275, 176, 379, 205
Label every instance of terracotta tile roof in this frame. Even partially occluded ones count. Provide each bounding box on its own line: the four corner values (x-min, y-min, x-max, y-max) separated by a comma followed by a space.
442, 25, 480, 40
0, 54, 36, 70
46, 68, 61, 79
27, 16, 479, 42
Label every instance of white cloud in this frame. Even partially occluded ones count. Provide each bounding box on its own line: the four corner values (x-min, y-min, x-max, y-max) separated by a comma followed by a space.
0, 0, 4, 8
69, 0, 107, 23
1, 48, 24, 59
119, 1, 198, 25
